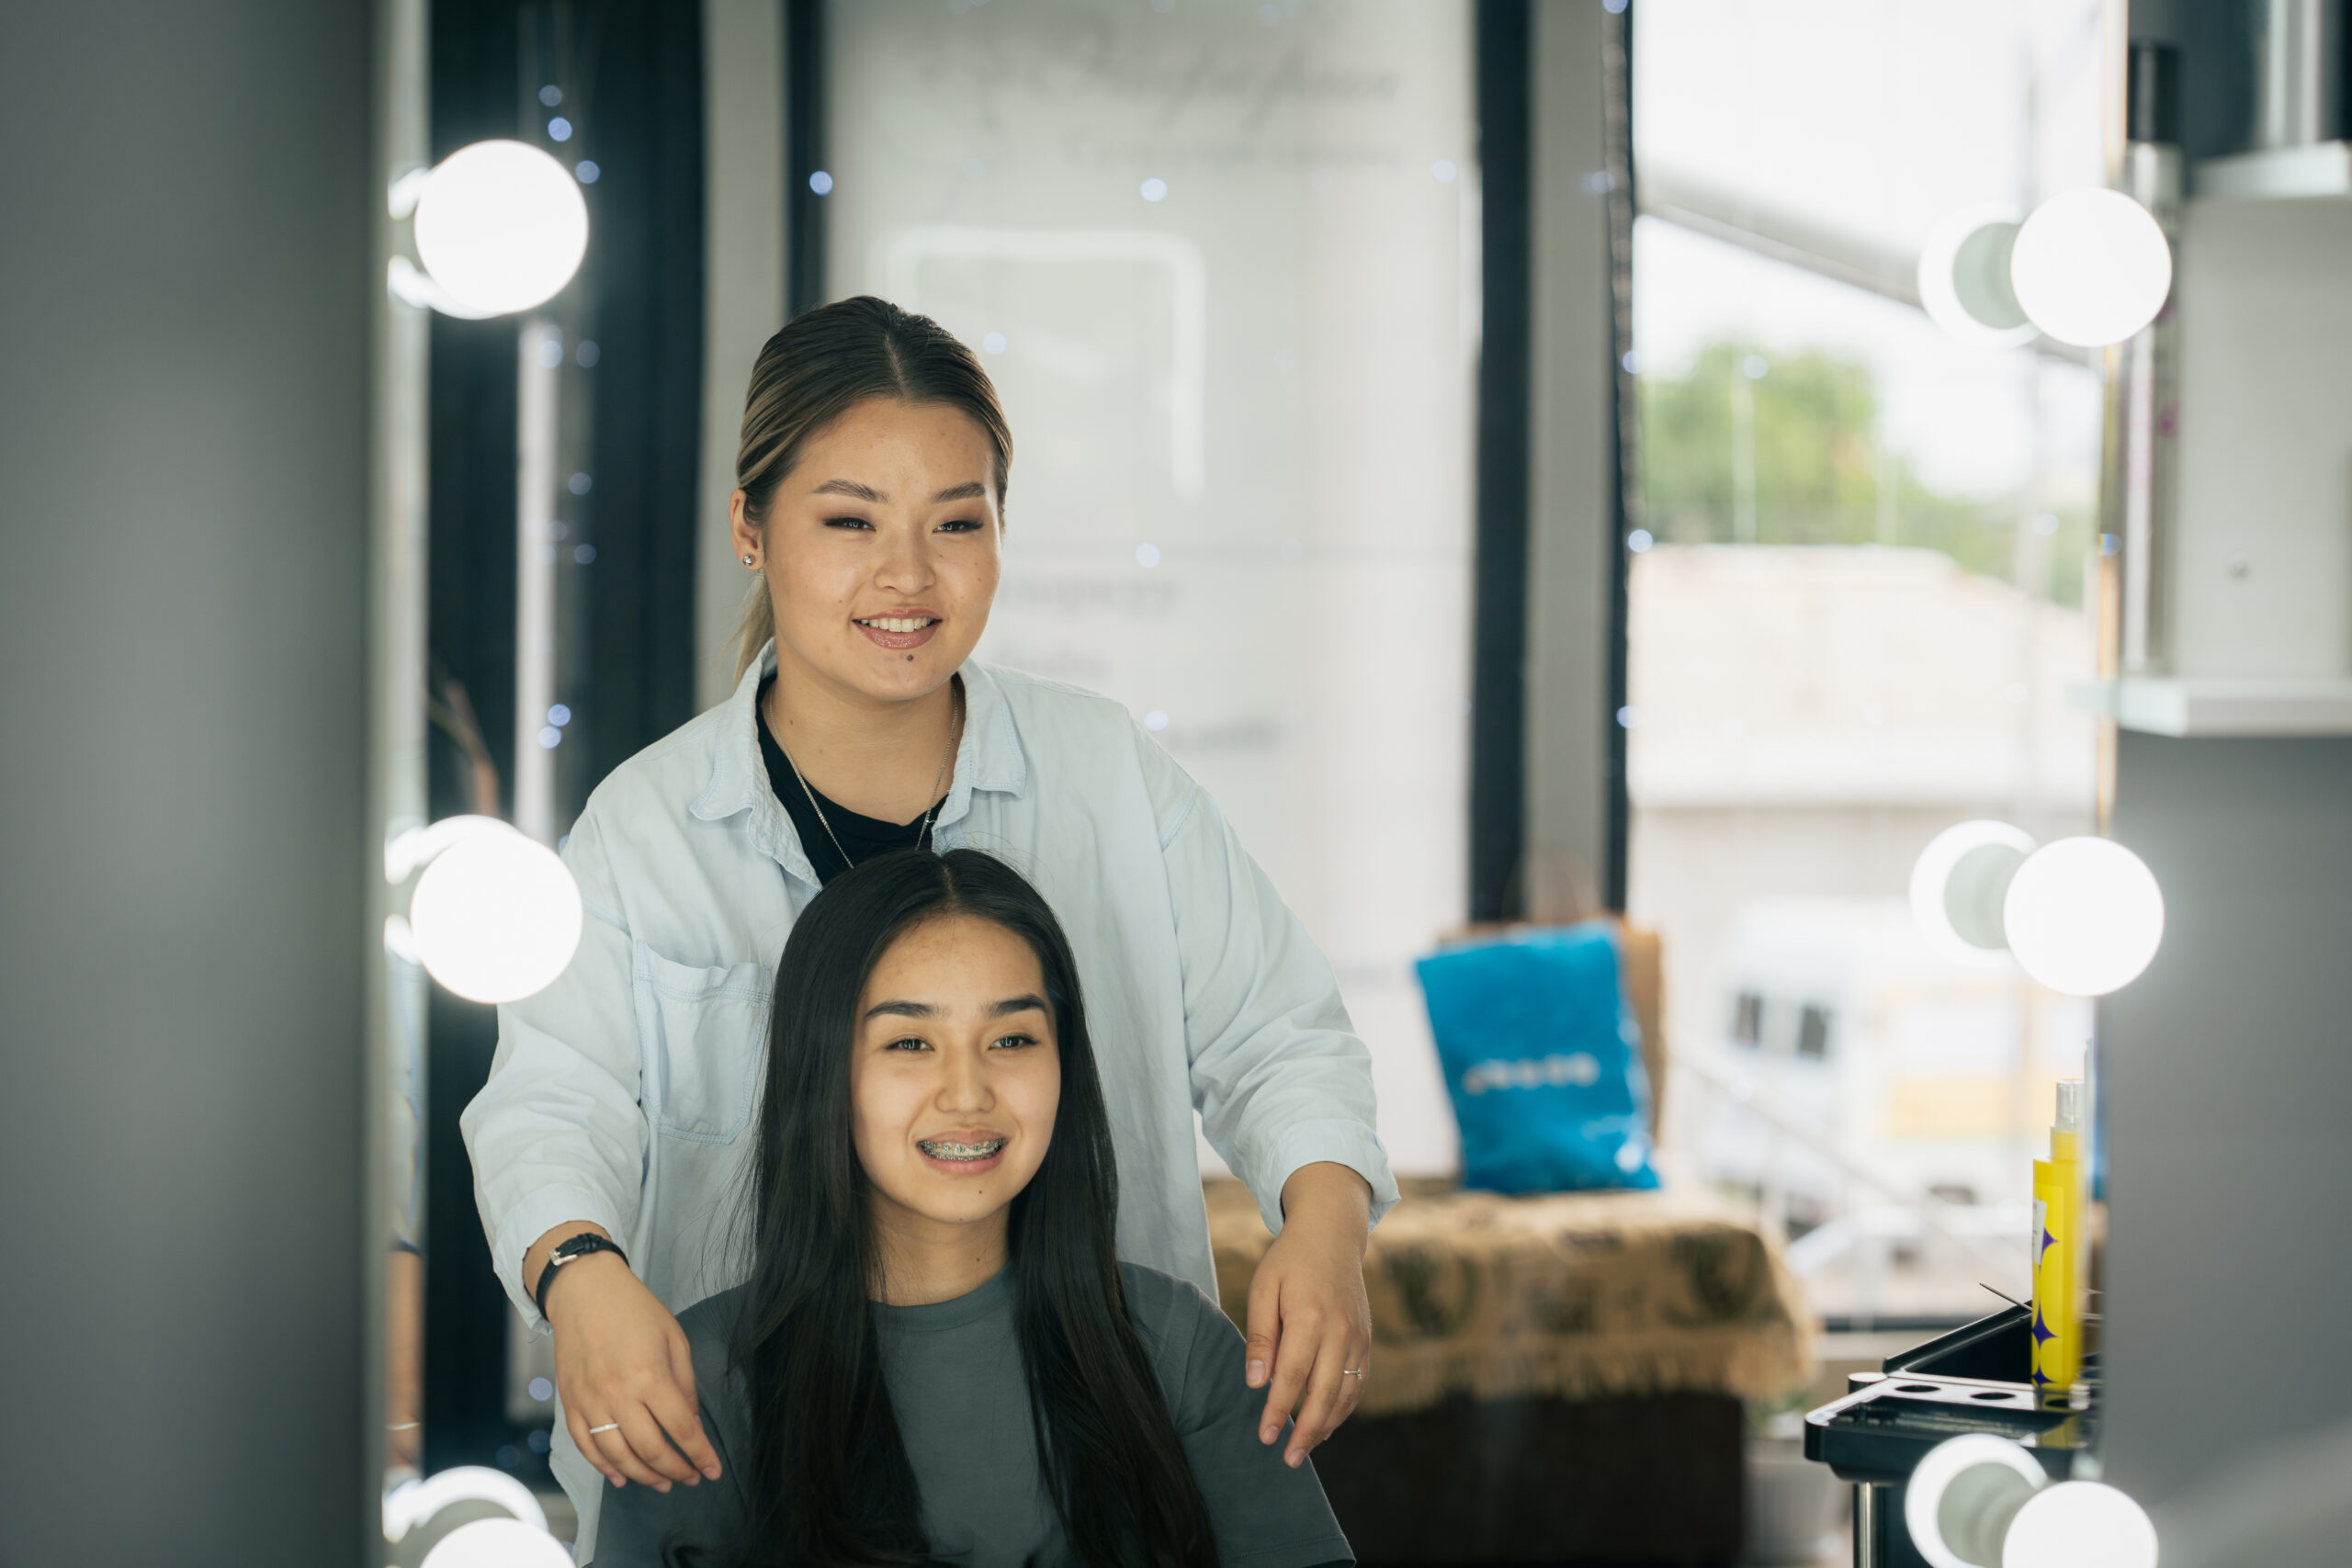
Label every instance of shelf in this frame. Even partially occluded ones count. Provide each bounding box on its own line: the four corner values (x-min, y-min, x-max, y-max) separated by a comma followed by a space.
2068, 677, 2352, 737
2193, 142, 2352, 201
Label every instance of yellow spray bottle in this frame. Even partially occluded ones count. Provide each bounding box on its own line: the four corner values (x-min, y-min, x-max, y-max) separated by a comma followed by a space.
2031, 1079, 2085, 1392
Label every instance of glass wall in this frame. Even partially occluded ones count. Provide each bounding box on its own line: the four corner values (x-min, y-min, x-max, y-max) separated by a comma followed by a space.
1629, 0, 2107, 1324
824, 0, 1477, 1171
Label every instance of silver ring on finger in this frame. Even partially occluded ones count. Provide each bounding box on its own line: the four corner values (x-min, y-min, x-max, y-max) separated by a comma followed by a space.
588, 1421, 622, 1434
1340, 1367, 1365, 1378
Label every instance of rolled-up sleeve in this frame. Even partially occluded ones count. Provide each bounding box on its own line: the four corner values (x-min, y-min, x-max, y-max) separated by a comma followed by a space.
1140, 733, 1399, 1235
458, 807, 650, 1329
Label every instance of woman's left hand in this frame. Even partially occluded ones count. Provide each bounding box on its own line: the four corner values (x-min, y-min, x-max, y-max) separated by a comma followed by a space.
1245, 1161, 1374, 1468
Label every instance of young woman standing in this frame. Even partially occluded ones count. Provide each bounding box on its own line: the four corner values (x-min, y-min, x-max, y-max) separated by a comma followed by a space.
461, 298, 1396, 1559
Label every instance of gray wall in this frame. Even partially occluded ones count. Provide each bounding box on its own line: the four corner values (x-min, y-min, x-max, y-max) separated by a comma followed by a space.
0, 3, 373, 1564
2102, 731, 2352, 1502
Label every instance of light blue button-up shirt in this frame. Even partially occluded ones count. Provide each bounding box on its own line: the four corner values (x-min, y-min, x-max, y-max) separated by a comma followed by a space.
461, 646, 1396, 1551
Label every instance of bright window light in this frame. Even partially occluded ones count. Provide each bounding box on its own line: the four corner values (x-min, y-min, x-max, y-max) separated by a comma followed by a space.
2002, 836, 2165, 997
412, 140, 591, 316
2007, 188, 2171, 349
403, 818, 583, 1003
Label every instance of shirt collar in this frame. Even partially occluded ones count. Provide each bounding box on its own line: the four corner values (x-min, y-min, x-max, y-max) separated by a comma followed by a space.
936, 659, 1027, 830
690, 641, 809, 880
689, 641, 1030, 869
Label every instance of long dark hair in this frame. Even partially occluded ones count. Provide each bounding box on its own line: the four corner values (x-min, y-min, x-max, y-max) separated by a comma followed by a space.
711, 849, 1216, 1568
730, 297, 1014, 680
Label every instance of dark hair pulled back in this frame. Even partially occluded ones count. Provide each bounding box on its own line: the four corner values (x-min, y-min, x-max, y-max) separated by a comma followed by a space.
731, 297, 1014, 679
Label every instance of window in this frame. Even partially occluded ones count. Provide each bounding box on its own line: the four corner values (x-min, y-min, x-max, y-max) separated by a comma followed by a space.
1631, 0, 2107, 1324
1796, 1003, 1832, 1061
1732, 989, 1764, 1047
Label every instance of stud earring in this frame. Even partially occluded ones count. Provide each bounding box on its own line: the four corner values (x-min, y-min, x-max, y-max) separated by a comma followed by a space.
741, 555, 756, 567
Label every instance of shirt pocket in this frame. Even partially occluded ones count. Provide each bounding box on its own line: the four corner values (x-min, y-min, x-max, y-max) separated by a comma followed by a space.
631, 942, 773, 1143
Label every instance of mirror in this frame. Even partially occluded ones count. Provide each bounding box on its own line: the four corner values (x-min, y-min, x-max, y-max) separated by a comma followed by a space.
366, 5, 2137, 1565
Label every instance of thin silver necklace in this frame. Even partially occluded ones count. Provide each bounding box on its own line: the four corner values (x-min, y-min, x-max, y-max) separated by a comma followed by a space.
775, 682, 961, 871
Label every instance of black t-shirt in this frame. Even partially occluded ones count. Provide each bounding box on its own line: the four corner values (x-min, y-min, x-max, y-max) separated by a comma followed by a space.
757, 675, 945, 885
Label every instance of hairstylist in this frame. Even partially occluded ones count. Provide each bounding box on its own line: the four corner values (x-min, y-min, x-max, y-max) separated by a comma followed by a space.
460, 297, 1397, 1560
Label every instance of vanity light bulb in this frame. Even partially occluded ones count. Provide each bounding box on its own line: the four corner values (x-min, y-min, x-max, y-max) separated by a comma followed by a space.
2002, 837, 2165, 998
2000, 1482, 2159, 1568
406, 819, 583, 1004
1917, 206, 2036, 348
419, 1517, 573, 1568
383, 1466, 548, 1544
412, 140, 590, 316
1905, 1436, 2158, 1568
1909, 819, 2037, 967
2007, 188, 2171, 349
1905, 1434, 2047, 1568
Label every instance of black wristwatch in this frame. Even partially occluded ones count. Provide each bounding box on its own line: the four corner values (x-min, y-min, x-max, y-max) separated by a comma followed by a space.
535, 1233, 629, 1319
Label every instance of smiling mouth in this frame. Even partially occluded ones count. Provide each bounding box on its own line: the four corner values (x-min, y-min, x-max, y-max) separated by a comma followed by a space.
856, 615, 939, 634
916, 1137, 1006, 1162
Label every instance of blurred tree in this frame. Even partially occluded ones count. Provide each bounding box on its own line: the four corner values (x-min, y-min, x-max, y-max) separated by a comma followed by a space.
1637, 342, 2091, 604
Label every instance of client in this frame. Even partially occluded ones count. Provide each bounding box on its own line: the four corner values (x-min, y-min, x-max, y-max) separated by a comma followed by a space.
594, 848, 1352, 1568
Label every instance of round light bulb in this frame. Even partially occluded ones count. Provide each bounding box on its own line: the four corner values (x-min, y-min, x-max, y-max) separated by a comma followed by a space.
383, 1466, 548, 1542
2003, 837, 2165, 997
420, 1517, 573, 1568
2008, 188, 2172, 349
1910, 820, 2038, 966
1917, 206, 2036, 348
406, 818, 583, 1004
413, 140, 590, 316
1906, 1435, 2049, 1568
2002, 1481, 2159, 1568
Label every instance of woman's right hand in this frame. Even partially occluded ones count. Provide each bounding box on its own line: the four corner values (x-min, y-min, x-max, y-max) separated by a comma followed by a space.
539, 1238, 722, 1491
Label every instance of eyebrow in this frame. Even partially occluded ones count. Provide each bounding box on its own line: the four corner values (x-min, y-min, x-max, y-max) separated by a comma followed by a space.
861, 994, 1047, 1022
808, 479, 989, 504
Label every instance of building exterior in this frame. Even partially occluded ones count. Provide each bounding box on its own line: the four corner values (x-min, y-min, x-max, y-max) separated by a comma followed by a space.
1627, 544, 2098, 1318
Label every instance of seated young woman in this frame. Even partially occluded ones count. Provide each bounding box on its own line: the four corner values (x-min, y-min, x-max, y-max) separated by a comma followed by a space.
593, 847, 1353, 1568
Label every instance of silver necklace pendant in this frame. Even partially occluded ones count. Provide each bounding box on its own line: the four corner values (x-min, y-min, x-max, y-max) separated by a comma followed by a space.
786, 750, 855, 872
777, 681, 960, 875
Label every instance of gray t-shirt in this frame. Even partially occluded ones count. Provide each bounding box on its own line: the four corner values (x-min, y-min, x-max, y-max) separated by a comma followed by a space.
592, 1262, 1351, 1568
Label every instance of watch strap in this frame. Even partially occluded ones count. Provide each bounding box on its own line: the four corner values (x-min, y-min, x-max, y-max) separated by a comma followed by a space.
535, 1233, 628, 1320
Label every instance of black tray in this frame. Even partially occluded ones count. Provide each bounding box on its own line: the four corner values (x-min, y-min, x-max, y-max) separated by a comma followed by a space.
1803, 1303, 2098, 1486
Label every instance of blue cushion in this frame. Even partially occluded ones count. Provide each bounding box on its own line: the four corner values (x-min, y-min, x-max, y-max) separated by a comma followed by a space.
1414, 922, 1660, 1194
